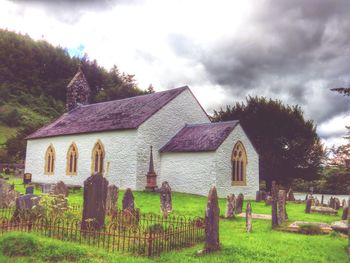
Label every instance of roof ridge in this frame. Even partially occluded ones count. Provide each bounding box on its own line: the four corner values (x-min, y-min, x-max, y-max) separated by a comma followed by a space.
79, 86, 189, 108
186, 120, 239, 127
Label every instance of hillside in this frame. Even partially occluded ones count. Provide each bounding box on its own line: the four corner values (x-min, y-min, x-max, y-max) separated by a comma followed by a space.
0, 29, 146, 162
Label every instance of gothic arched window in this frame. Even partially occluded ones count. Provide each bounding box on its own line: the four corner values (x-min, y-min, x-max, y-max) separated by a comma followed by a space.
231, 141, 247, 186
66, 143, 78, 176
91, 140, 105, 174
44, 144, 55, 175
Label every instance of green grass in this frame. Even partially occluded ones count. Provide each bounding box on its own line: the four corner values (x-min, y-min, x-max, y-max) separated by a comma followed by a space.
2, 175, 349, 262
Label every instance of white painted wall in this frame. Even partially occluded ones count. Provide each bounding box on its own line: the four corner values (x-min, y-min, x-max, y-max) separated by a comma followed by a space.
215, 124, 259, 199
25, 130, 137, 189
135, 88, 210, 190
160, 152, 216, 196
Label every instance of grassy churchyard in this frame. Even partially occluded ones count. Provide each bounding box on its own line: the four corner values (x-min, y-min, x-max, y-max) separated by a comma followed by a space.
0, 175, 348, 263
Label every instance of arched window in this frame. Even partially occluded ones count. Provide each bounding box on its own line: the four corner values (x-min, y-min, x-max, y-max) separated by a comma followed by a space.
231, 141, 247, 186
91, 140, 105, 174
66, 143, 78, 176
44, 144, 55, 175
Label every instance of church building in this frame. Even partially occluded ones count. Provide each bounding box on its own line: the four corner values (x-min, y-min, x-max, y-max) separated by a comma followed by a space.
25, 70, 259, 198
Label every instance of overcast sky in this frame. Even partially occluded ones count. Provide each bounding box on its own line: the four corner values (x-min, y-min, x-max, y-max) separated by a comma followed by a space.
1, 0, 350, 147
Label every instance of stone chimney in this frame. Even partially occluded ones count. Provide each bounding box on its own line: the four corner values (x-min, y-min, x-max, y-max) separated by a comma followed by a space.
66, 67, 90, 111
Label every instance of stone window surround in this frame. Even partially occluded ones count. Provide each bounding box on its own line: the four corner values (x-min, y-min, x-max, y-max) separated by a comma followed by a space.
231, 141, 247, 186
66, 142, 78, 176
44, 144, 55, 176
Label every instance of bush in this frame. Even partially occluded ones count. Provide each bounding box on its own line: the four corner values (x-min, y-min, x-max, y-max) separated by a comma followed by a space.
0, 232, 39, 256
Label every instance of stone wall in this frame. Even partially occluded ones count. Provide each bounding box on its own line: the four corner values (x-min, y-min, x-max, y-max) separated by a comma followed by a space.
25, 130, 137, 189
136, 88, 210, 190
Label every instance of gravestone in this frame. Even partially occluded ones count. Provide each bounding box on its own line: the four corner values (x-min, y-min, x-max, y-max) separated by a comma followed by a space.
321, 194, 324, 205
12, 194, 41, 221
199, 186, 220, 254
271, 181, 279, 228
311, 206, 337, 215
52, 181, 69, 197
25, 185, 34, 194
256, 191, 266, 202
277, 190, 287, 224
342, 206, 349, 220
329, 197, 335, 209
342, 199, 346, 208
23, 173, 32, 185
159, 181, 172, 215
41, 184, 53, 194
287, 188, 295, 201
305, 198, 312, 213
225, 194, 235, 219
334, 198, 341, 210
106, 185, 118, 215
0, 179, 19, 208
265, 196, 273, 206
246, 202, 252, 233
314, 197, 320, 206
122, 188, 135, 210
81, 173, 108, 231
235, 193, 244, 214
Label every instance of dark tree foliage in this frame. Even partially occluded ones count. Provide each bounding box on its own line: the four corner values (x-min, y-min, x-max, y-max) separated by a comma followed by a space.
331, 87, 350, 96
213, 97, 324, 189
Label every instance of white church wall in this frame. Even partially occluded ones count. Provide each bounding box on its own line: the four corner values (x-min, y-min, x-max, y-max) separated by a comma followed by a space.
159, 152, 216, 196
135, 89, 210, 190
215, 124, 259, 199
25, 130, 138, 188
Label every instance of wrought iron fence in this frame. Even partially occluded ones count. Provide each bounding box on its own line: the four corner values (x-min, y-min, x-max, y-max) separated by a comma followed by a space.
0, 208, 204, 257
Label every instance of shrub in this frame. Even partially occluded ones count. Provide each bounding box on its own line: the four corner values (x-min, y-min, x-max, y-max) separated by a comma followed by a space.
298, 224, 322, 235
41, 243, 86, 262
0, 233, 39, 257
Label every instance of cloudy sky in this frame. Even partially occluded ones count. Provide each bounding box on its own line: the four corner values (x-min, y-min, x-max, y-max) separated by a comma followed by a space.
1, 0, 350, 147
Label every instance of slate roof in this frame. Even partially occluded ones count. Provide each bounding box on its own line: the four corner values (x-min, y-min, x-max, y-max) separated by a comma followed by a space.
27, 86, 189, 139
160, 121, 239, 152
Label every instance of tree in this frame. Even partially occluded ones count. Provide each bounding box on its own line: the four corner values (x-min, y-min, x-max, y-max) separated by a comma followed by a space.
213, 97, 324, 189
331, 87, 350, 96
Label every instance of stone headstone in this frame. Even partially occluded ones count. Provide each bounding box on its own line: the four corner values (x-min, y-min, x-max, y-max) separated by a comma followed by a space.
305, 198, 312, 213
265, 195, 273, 206
246, 202, 252, 233
271, 181, 279, 228
23, 173, 32, 185
25, 185, 34, 195
334, 198, 341, 210
342, 199, 346, 208
0, 179, 19, 208
159, 181, 172, 215
200, 186, 220, 254
321, 194, 324, 205
277, 190, 287, 225
12, 194, 41, 221
235, 193, 244, 214
329, 197, 335, 209
106, 185, 118, 215
314, 197, 320, 206
342, 206, 349, 220
41, 184, 53, 194
122, 188, 135, 211
311, 206, 337, 215
81, 173, 108, 231
287, 188, 295, 201
331, 220, 348, 234
225, 194, 235, 219
52, 181, 69, 197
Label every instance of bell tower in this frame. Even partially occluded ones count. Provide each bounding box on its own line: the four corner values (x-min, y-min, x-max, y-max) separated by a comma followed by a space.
66, 67, 90, 111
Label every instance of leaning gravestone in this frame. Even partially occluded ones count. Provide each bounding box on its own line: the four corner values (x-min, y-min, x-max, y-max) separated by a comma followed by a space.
246, 202, 252, 233
123, 188, 135, 210
52, 181, 69, 197
159, 181, 172, 215
305, 198, 312, 213
287, 188, 295, 201
25, 185, 34, 194
235, 193, 244, 214
198, 186, 220, 254
0, 179, 19, 208
106, 185, 118, 215
277, 190, 287, 225
81, 173, 108, 231
12, 194, 41, 222
271, 181, 279, 228
225, 194, 235, 219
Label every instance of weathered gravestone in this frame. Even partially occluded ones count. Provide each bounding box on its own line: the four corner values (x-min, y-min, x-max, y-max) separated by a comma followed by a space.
329, 197, 335, 209
246, 202, 252, 233
321, 194, 324, 205
314, 197, 320, 206
159, 181, 172, 215
25, 185, 34, 194
287, 188, 295, 201
12, 194, 41, 222
343, 205, 349, 220
198, 186, 220, 254
81, 173, 108, 231
225, 194, 235, 219
235, 193, 244, 214
123, 188, 135, 210
122, 188, 140, 224
311, 206, 337, 215
305, 198, 312, 213
0, 179, 19, 208
41, 184, 53, 194
277, 190, 287, 224
52, 181, 69, 197
265, 195, 273, 206
334, 198, 341, 210
271, 181, 279, 228
23, 173, 32, 185
106, 185, 118, 215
